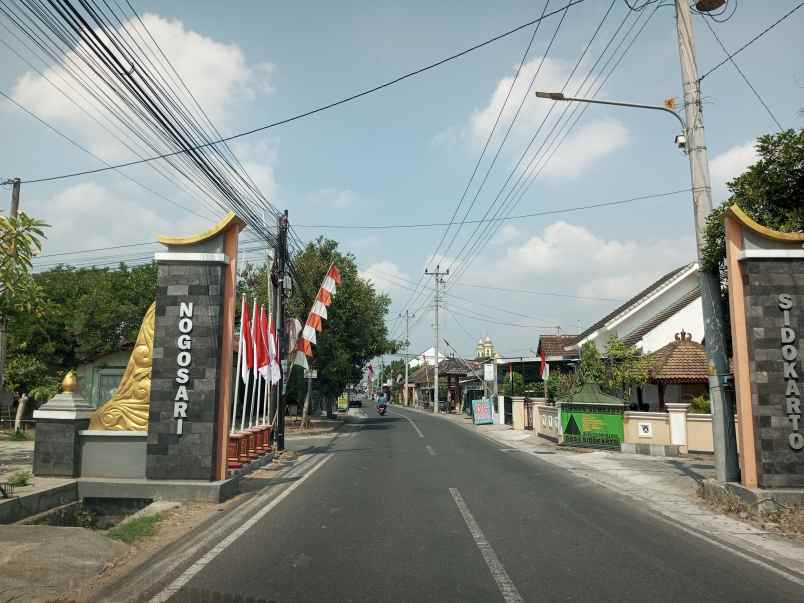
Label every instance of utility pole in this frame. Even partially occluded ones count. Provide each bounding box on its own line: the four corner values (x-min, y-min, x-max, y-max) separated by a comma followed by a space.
273, 210, 289, 451
400, 310, 414, 407
425, 265, 448, 414
675, 0, 739, 482
0, 178, 20, 393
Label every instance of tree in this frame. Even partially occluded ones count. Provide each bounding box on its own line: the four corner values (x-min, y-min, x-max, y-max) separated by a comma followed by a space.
0, 212, 48, 318
702, 129, 804, 273
501, 371, 524, 396
578, 341, 604, 385
603, 336, 653, 401
4, 355, 57, 431
6, 263, 157, 403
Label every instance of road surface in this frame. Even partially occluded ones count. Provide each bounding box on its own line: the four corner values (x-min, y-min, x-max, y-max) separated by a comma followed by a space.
138, 405, 803, 602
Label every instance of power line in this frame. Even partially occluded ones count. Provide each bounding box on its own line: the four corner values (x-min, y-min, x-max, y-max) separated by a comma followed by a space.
700, 14, 783, 130
699, 2, 804, 80
14, 0, 591, 185
294, 188, 690, 229
452, 282, 624, 302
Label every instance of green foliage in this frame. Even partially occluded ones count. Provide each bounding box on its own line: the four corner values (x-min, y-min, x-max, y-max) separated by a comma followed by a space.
3, 354, 56, 398
9, 429, 29, 441
107, 513, 163, 543
7, 470, 32, 487
7, 264, 157, 389
0, 212, 48, 317
502, 371, 524, 396
546, 371, 560, 402
702, 129, 804, 273
689, 394, 711, 414
546, 370, 578, 402
579, 342, 604, 384
603, 336, 653, 400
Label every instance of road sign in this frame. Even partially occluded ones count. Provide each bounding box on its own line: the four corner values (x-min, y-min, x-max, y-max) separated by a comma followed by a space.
471, 399, 494, 425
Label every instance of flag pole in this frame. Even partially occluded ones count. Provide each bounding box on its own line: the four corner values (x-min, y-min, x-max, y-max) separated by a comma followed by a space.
231, 299, 244, 433
249, 301, 258, 428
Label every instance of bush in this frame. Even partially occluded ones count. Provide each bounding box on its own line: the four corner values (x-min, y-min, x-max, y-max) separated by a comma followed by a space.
7, 470, 32, 487
10, 429, 29, 441
689, 395, 711, 413
107, 513, 163, 543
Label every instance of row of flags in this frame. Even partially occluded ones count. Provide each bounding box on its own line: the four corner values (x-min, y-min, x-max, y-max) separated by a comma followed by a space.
238, 299, 281, 386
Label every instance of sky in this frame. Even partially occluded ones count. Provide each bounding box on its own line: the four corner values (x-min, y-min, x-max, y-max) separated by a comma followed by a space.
1, 0, 802, 360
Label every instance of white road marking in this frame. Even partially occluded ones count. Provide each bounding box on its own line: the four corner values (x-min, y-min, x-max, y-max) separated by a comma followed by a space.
426, 444, 436, 456
149, 453, 333, 602
449, 488, 524, 603
389, 410, 424, 438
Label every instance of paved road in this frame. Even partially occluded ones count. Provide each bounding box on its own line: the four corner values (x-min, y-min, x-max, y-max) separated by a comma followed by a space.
155, 406, 802, 602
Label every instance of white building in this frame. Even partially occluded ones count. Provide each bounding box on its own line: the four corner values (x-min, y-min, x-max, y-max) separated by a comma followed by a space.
407, 346, 446, 370
573, 262, 703, 355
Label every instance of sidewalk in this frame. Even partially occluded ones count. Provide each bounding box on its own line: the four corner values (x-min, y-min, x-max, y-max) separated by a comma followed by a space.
399, 405, 804, 583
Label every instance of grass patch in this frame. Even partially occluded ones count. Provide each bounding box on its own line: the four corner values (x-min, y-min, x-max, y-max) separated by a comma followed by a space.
9, 430, 29, 441
107, 513, 163, 544
7, 471, 32, 487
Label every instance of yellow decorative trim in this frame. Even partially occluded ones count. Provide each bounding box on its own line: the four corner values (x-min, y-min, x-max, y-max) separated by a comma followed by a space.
727, 205, 804, 242
89, 303, 155, 431
157, 212, 246, 246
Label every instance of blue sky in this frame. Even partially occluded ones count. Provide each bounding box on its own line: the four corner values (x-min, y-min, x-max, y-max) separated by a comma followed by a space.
1, 1, 802, 359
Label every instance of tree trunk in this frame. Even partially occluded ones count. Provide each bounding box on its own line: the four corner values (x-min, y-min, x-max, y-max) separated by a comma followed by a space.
301, 376, 312, 429
14, 393, 28, 432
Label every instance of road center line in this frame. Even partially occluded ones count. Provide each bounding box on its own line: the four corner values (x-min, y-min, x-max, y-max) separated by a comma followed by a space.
426, 444, 436, 456
149, 453, 333, 602
389, 410, 424, 438
449, 488, 524, 603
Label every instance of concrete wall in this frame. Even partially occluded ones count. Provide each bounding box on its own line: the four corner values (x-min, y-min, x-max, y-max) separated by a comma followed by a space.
534, 404, 559, 441
624, 411, 671, 445
78, 431, 147, 478
512, 397, 525, 430
687, 414, 715, 453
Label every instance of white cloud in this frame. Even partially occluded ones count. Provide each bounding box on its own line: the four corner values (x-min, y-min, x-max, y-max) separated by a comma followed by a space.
539, 119, 629, 179
439, 57, 628, 179
492, 224, 521, 245
496, 221, 694, 300
12, 13, 274, 159
360, 260, 410, 294
306, 188, 356, 209
32, 182, 209, 261
710, 141, 758, 203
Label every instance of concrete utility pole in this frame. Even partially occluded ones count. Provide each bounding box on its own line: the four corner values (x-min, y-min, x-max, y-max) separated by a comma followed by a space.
675, 0, 739, 482
425, 265, 448, 414
400, 310, 414, 406
273, 210, 289, 451
0, 178, 21, 393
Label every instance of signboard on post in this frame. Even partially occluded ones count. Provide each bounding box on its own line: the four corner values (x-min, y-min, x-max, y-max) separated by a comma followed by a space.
483, 363, 495, 382
471, 399, 494, 425
304, 369, 318, 379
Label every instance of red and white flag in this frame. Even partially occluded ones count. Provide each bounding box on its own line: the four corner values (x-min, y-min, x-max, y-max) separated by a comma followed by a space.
268, 313, 281, 384
250, 300, 259, 380
240, 298, 254, 383
311, 300, 328, 320
256, 305, 269, 380
327, 263, 342, 285
316, 288, 332, 306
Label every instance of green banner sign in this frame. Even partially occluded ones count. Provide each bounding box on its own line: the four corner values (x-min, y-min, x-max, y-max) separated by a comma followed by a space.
560, 403, 624, 449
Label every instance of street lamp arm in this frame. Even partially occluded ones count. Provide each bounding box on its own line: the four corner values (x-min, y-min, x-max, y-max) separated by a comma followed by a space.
533, 91, 686, 130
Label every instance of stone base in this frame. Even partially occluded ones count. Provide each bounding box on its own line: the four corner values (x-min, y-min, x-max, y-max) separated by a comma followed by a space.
701, 478, 804, 514
621, 442, 681, 457
78, 477, 239, 503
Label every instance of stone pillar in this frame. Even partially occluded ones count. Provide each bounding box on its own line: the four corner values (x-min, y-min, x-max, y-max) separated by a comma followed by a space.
145, 214, 244, 482
666, 402, 690, 455
33, 372, 94, 478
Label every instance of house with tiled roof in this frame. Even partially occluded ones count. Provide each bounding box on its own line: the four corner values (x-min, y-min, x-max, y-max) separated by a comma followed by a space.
639, 330, 709, 410
536, 334, 580, 378
572, 262, 703, 356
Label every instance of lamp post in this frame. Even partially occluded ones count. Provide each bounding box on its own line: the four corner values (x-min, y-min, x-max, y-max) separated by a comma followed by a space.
531, 0, 738, 482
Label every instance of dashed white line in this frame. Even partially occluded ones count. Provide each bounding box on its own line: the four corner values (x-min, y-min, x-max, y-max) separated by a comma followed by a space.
449, 487, 524, 603
426, 444, 436, 456
389, 410, 424, 438
149, 453, 333, 602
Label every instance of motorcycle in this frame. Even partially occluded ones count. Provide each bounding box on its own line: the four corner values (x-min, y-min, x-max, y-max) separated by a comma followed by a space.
376, 404, 387, 416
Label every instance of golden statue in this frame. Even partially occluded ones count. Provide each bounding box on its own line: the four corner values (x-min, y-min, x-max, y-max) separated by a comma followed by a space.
89, 303, 155, 431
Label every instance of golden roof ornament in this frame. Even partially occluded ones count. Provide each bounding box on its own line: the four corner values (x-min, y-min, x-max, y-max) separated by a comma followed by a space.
61, 370, 77, 393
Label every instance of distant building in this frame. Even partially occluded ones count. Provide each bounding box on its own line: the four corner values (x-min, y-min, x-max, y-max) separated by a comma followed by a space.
407, 346, 446, 370
474, 335, 497, 360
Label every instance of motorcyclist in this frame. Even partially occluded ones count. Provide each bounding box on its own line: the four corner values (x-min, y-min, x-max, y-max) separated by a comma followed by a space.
376, 392, 387, 414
